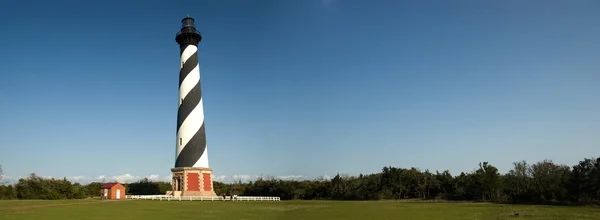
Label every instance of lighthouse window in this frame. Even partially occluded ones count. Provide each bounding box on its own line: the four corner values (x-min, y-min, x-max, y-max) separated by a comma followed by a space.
179, 138, 182, 145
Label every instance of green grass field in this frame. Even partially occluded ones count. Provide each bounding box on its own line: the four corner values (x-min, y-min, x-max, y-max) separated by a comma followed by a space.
1, 199, 598, 220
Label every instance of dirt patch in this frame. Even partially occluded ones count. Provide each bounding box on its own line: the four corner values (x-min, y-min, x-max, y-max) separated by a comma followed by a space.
0, 200, 127, 211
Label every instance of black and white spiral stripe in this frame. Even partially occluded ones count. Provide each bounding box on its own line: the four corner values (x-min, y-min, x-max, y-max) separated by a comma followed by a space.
175, 44, 209, 168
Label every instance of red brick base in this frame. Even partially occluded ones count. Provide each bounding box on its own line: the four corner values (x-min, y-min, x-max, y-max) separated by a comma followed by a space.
171, 167, 216, 197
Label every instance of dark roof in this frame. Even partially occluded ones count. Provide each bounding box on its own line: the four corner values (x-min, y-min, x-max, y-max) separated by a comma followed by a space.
100, 182, 122, 189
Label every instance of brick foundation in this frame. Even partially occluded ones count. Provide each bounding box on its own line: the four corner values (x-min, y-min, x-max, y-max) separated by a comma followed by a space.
170, 167, 216, 197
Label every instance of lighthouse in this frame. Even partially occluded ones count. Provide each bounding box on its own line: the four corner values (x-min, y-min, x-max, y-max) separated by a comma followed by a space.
170, 16, 216, 197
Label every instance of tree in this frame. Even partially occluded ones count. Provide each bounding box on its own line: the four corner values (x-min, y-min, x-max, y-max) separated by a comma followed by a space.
569, 157, 600, 202
126, 178, 161, 195
84, 182, 105, 197
530, 160, 570, 203
503, 160, 533, 203
473, 162, 502, 202
435, 170, 454, 199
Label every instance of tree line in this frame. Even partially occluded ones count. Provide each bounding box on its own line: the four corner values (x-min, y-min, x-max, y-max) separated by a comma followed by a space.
0, 174, 173, 200
1, 156, 599, 205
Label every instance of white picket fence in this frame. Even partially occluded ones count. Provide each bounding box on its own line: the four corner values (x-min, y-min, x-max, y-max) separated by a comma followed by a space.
126, 195, 280, 201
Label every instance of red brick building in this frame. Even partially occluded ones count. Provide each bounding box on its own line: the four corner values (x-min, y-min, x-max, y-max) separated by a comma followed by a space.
100, 182, 126, 200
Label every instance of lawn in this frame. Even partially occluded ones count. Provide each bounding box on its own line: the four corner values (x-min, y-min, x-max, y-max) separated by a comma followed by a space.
0, 199, 598, 220
0, 198, 99, 208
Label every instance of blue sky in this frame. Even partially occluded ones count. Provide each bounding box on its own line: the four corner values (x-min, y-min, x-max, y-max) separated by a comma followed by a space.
0, 0, 599, 184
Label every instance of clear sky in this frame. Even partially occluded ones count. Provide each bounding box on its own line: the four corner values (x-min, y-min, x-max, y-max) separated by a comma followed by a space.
0, 0, 599, 184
